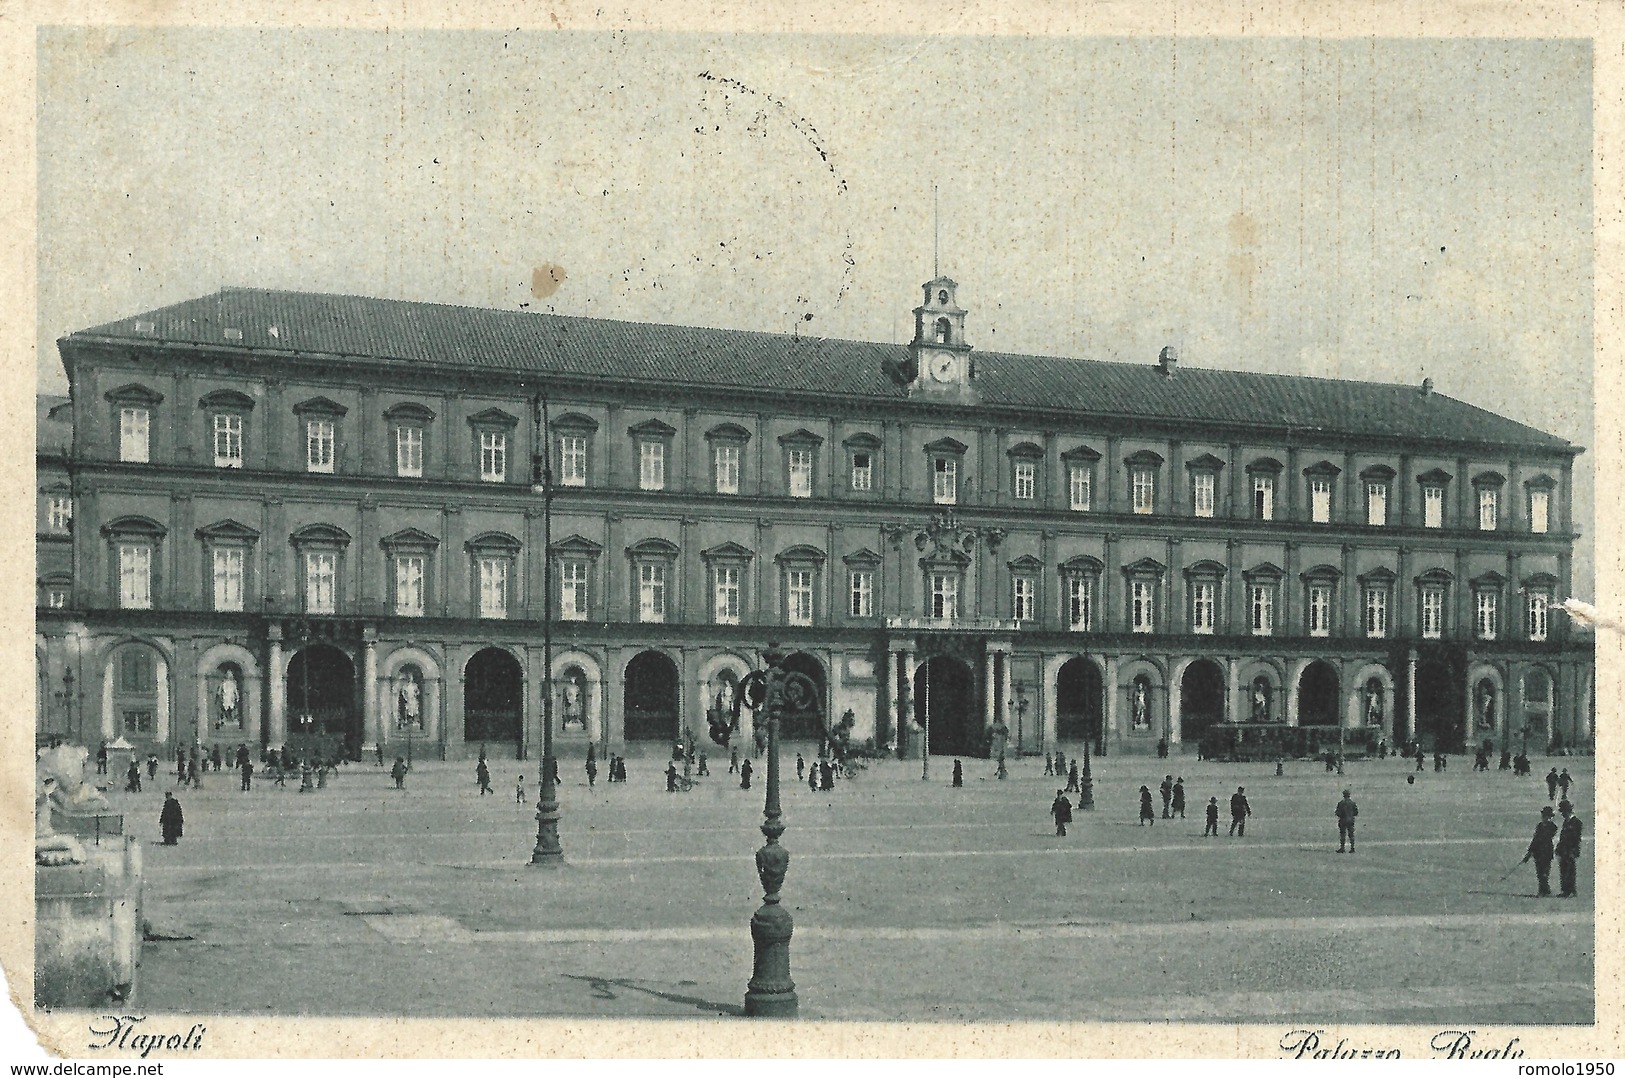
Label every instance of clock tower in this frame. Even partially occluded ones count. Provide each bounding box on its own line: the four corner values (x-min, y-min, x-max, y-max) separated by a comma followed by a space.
907, 277, 975, 399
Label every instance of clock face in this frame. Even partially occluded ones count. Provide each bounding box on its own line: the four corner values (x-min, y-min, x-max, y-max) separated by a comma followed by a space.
932, 356, 957, 382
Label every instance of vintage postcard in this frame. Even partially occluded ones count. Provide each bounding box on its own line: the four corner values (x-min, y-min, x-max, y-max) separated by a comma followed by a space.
4, 0, 1621, 1062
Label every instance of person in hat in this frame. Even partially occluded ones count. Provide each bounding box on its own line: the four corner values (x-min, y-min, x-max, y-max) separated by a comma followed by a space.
1203, 796, 1220, 837
1522, 805, 1559, 897
1557, 799, 1583, 898
1558, 768, 1573, 800
1545, 767, 1560, 801
159, 791, 184, 845
1051, 789, 1073, 837
1172, 777, 1186, 819
739, 757, 753, 790
1138, 785, 1155, 826
1335, 788, 1358, 852
1229, 786, 1251, 837
391, 756, 409, 790
1160, 775, 1174, 818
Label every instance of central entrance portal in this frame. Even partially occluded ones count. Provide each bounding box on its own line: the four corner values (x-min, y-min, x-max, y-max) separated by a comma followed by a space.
285, 644, 358, 759
1056, 657, 1104, 754
915, 655, 977, 757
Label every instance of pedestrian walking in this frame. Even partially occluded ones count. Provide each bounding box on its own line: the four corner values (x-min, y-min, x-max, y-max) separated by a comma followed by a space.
187, 756, 201, 789
1172, 778, 1186, 818
516, 775, 527, 803
236, 744, 250, 771
1138, 786, 1155, 826
1335, 788, 1358, 852
1229, 786, 1251, 836
796, 753, 806, 782
239, 758, 253, 792
126, 760, 142, 793
1558, 768, 1573, 799
159, 791, 184, 845
729, 745, 740, 774
392, 756, 408, 790
740, 758, 753, 790
211, 744, 223, 772
809, 763, 818, 792
1557, 799, 1583, 897
1522, 805, 1558, 896
1044, 752, 1054, 777
1545, 768, 1560, 800
1051, 789, 1073, 836
1066, 760, 1079, 794
299, 760, 314, 792
586, 753, 598, 788
666, 761, 679, 792
1054, 750, 1066, 782
1203, 796, 1220, 837
1415, 748, 1425, 772
146, 753, 159, 781
820, 759, 834, 791
96, 741, 109, 775
1160, 775, 1173, 818
175, 747, 186, 779
477, 757, 492, 796
697, 752, 709, 776
1499, 749, 1512, 771
952, 759, 963, 788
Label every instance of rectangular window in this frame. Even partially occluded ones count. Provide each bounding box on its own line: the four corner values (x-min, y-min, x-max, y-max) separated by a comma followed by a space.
1308, 584, 1332, 637
933, 458, 957, 505
1476, 590, 1498, 640
787, 569, 815, 626
212, 547, 244, 612
850, 452, 872, 492
396, 426, 424, 478
1131, 469, 1155, 514
1478, 488, 1499, 531
1130, 580, 1155, 632
118, 543, 152, 610
1529, 489, 1551, 534
48, 589, 67, 609
306, 419, 335, 474
1366, 482, 1388, 526
849, 570, 873, 617
1309, 478, 1332, 523
1423, 485, 1444, 528
119, 650, 154, 692
48, 496, 72, 532
560, 560, 588, 621
638, 441, 666, 491
479, 431, 507, 483
1363, 587, 1389, 638
558, 435, 588, 487
1013, 461, 1036, 500
1067, 577, 1092, 631
638, 562, 666, 623
1069, 466, 1092, 511
119, 407, 150, 463
788, 449, 814, 498
123, 710, 154, 735
1192, 471, 1216, 519
1250, 585, 1275, 636
1528, 592, 1550, 642
1191, 581, 1216, 634
1252, 475, 1275, 521
714, 445, 741, 495
305, 551, 336, 614
1012, 576, 1035, 622
714, 566, 741, 625
930, 573, 959, 620
395, 555, 426, 617
478, 558, 509, 619
213, 413, 243, 468
1421, 588, 1445, 639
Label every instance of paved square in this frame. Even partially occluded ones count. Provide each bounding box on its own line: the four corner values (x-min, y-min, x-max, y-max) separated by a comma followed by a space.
126, 750, 1593, 1024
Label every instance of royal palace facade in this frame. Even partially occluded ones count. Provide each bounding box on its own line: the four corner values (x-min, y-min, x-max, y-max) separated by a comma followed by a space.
35, 278, 1593, 761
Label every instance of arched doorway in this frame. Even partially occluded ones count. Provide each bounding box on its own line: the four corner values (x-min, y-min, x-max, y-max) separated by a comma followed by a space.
624, 650, 679, 742
464, 648, 523, 750
109, 642, 167, 746
780, 652, 826, 742
1298, 661, 1340, 727
286, 644, 358, 756
1415, 656, 1465, 752
915, 656, 977, 757
1179, 659, 1226, 741
1521, 668, 1555, 751
1055, 657, 1104, 752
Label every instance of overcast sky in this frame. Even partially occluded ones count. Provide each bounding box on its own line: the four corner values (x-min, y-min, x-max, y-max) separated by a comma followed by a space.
36, 29, 1594, 592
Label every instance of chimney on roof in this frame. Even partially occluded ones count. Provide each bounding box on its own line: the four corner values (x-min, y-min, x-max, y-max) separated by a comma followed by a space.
1157, 345, 1179, 377
1420, 376, 1434, 397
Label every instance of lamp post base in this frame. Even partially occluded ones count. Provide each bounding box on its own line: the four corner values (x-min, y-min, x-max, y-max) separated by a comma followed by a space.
744, 900, 798, 1017
530, 798, 564, 865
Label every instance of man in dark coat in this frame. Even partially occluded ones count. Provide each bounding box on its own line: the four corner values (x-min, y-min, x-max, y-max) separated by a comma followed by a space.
210, 744, 223, 772
739, 758, 753, 790
1558, 768, 1573, 799
1545, 768, 1560, 800
1557, 799, 1583, 898
159, 792, 184, 845
236, 744, 250, 770
820, 759, 834, 791
1160, 775, 1174, 818
96, 742, 109, 775
1203, 796, 1220, 837
126, 760, 142, 793
391, 756, 409, 789
1229, 787, 1251, 837
1065, 761, 1079, 794
1172, 777, 1186, 818
239, 756, 253, 792
666, 761, 679, 792
729, 745, 740, 774
1415, 745, 1425, 772
1522, 805, 1559, 896
1499, 749, 1512, 771
1044, 752, 1054, 777
796, 754, 806, 782
952, 759, 963, 788
476, 757, 492, 796
1053, 750, 1065, 783
1335, 788, 1358, 852
1051, 789, 1073, 836
146, 753, 159, 781
586, 751, 598, 788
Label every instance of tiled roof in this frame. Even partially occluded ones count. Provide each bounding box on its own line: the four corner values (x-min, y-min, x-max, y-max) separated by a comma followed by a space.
64, 288, 1575, 451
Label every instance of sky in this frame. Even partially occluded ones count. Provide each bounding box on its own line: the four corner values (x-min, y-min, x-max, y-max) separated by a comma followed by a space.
35, 29, 1595, 593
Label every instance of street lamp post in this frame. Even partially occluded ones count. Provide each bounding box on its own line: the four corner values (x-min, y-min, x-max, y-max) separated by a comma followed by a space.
530, 394, 563, 865
744, 644, 798, 1017
920, 661, 930, 781
53, 669, 78, 743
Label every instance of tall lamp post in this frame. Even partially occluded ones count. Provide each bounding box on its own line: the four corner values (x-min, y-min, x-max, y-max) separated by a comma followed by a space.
530, 394, 563, 865
744, 644, 799, 1017
53, 669, 78, 743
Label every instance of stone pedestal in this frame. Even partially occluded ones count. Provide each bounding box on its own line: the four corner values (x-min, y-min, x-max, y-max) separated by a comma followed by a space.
35, 836, 143, 1008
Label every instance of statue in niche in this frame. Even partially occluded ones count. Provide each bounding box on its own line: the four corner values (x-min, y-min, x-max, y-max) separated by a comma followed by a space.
1251, 679, 1271, 723
1131, 678, 1151, 729
397, 673, 422, 730
1476, 681, 1496, 731
561, 669, 587, 731
1365, 679, 1384, 728
216, 667, 240, 729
